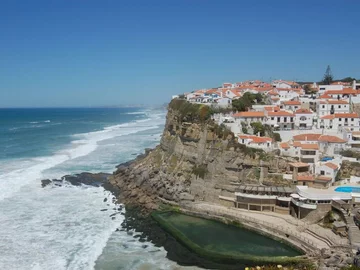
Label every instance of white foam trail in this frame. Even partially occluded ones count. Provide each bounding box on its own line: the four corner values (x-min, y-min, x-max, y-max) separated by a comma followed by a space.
0, 113, 165, 201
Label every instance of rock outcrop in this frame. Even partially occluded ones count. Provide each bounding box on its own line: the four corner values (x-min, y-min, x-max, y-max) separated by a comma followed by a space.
110, 100, 289, 210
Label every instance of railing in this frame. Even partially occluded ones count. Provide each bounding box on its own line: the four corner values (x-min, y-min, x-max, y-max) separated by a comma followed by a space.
291, 198, 317, 209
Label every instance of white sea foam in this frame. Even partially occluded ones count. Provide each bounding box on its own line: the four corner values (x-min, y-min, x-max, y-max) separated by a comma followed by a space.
0, 113, 165, 201
0, 109, 172, 270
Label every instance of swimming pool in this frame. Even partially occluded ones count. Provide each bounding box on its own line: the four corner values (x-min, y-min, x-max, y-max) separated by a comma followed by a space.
335, 186, 360, 193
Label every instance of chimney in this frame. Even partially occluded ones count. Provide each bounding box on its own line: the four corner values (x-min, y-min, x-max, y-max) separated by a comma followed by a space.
354, 80, 356, 90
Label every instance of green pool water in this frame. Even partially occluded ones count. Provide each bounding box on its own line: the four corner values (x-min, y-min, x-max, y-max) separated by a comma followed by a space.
154, 212, 302, 262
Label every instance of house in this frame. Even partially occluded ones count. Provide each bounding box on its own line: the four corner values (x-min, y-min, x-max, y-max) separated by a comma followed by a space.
276, 88, 302, 102
213, 97, 232, 107
295, 174, 332, 189
294, 108, 313, 129
272, 80, 300, 89
345, 131, 360, 150
315, 162, 339, 183
233, 111, 266, 125
318, 113, 360, 131
266, 111, 295, 130
293, 133, 322, 143
316, 100, 350, 116
282, 100, 302, 111
298, 143, 320, 164
317, 84, 343, 95
324, 88, 359, 99
225, 89, 241, 99
238, 135, 273, 151
318, 135, 348, 156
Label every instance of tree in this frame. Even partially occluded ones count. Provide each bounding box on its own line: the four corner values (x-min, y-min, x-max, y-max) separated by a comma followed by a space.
273, 132, 282, 142
250, 122, 265, 136
322, 65, 333, 85
303, 84, 312, 94
340, 77, 356, 83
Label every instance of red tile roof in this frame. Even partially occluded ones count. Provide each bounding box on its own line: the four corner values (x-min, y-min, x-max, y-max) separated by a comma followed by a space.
325, 88, 358, 95
300, 144, 319, 150
293, 133, 322, 141
283, 100, 301, 105
238, 135, 272, 143
279, 142, 290, 149
319, 93, 332, 99
295, 108, 312, 114
321, 113, 359, 119
325, 162, 338, 170
289, 162, 310, 168
318, 135, 346, 143
320, 100, 349, 104
297, 174, 315, 181
268, 111, 294, 117
316, 176, 332, 181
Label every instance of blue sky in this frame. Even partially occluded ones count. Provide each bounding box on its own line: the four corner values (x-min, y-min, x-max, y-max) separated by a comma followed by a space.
0, 0, 359, 107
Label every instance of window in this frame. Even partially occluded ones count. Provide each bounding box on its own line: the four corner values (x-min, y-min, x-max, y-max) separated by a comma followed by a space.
300, 116, 306, 121
338, 105, 341, 108
291, 117, 294, 122
322, 105, 325, 108
339, 118, 342, 121
271, 117, 274, 120
277, 117, 280, 122
284, 117, 287, 122
320, 170, 325, 175
352, 118, 354, 121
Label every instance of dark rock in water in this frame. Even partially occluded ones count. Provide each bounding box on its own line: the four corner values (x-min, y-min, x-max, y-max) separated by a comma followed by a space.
122, 244, 128, 249
41, 179, 52, 188
100, 209, 108, 212
63, 172, 110, 187
109, 213, 118, 217
127, 231, 133, 236
40, 172, 112, 190
103, 198, 108, 202
142, 245, 148, 249
111, 217, 116, 220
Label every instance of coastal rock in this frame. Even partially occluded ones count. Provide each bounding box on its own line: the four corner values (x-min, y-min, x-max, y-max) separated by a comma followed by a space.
178, 192, 195, 202
41, 179, 52, 188
109, 100, 295, 211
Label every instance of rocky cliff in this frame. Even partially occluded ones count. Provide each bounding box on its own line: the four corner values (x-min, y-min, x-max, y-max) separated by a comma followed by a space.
109, 99, 290, 210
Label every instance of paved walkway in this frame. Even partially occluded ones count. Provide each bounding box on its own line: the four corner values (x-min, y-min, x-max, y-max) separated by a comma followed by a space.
186, 202, 348, 251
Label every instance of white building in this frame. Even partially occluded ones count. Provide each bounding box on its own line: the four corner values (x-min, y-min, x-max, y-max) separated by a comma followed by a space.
316, 100, 350, 116
272, 80, 300, 89
282, 100, 301, 111
233, 111, 266, 126
318, 113, 360, 131
318, 85, 343, 95
315, 162, 339, 183
294, 108, 314, 129
238, 135, 273, 151
266, 111, 295, 130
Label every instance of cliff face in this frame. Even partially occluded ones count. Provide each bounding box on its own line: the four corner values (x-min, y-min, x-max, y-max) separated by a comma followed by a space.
110, 100, 285, 210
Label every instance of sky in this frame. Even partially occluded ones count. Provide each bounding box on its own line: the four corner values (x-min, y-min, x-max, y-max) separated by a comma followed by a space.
0, 0, 359, 107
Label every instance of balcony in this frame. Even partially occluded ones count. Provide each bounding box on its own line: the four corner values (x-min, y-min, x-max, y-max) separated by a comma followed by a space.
291, 198, 317, 209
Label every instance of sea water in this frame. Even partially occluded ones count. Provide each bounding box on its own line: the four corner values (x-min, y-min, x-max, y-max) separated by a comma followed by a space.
0, 108, 199, 270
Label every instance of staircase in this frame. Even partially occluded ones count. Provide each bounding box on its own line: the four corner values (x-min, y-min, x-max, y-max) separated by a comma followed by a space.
346, 210, 360, 248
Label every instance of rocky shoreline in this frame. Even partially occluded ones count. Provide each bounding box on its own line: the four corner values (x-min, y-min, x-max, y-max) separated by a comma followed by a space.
40, 100, 357, 269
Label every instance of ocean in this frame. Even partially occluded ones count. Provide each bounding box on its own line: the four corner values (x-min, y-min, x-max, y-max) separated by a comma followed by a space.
0, 107, 199, 270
